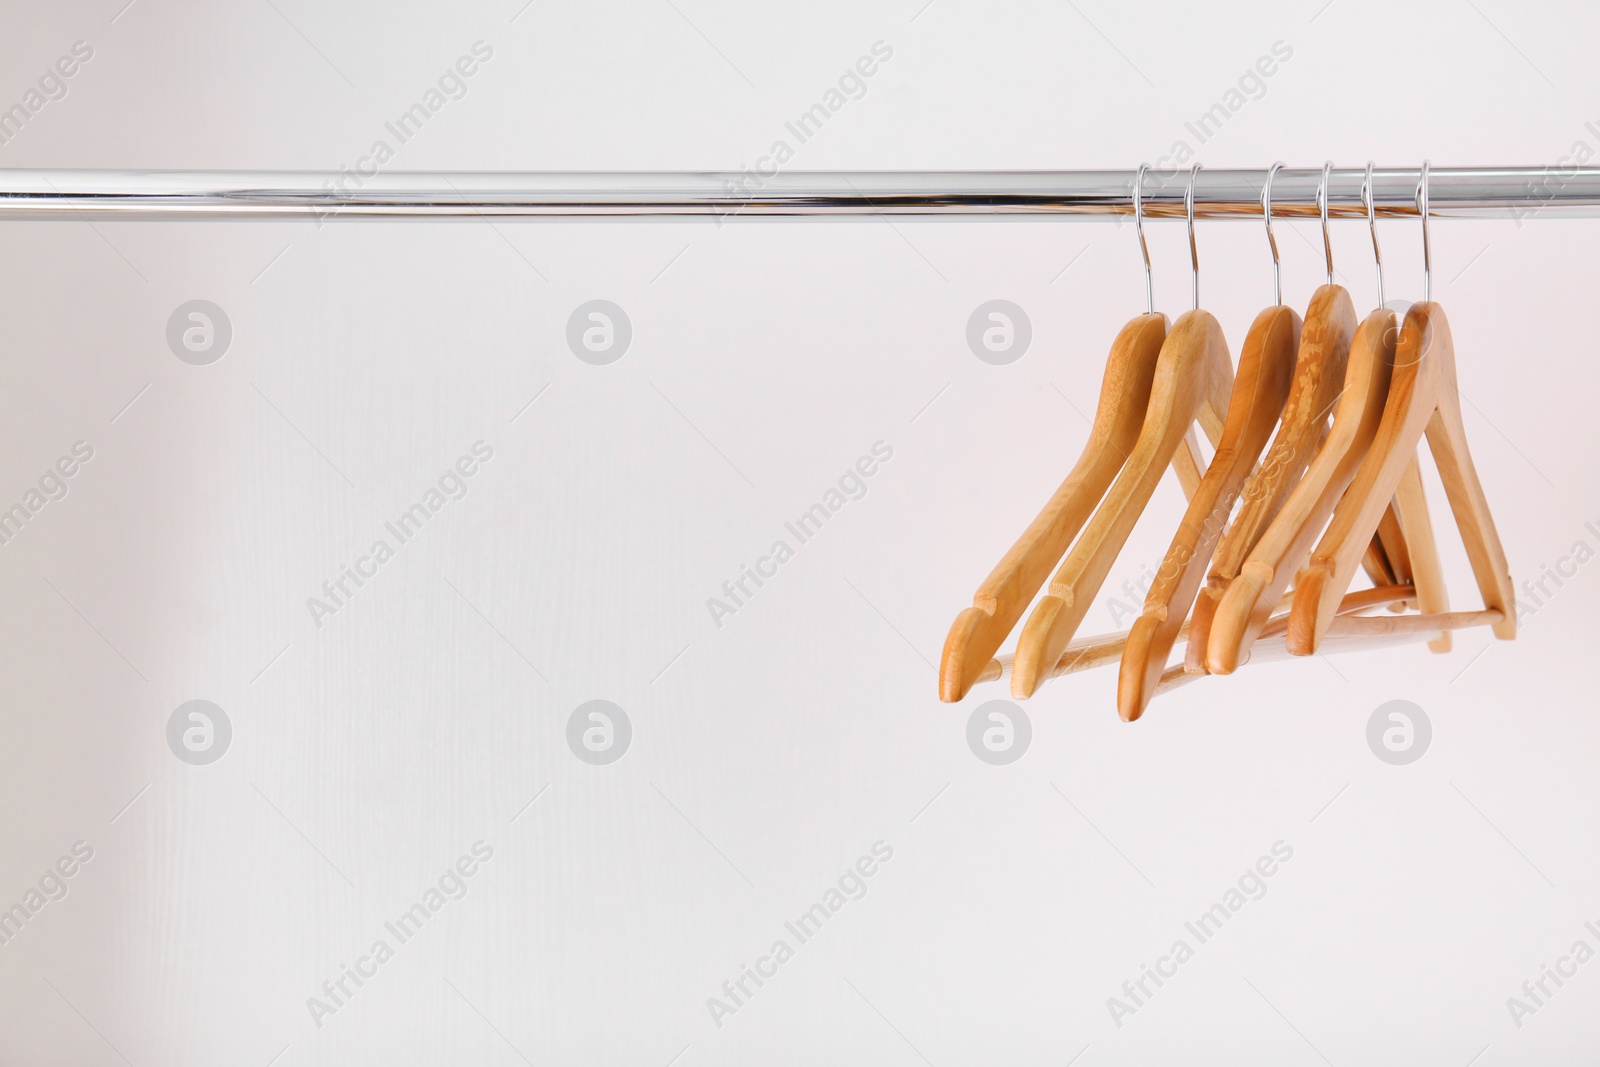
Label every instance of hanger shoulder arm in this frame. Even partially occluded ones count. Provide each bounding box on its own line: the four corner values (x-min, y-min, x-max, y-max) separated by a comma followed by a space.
937, 314, 1168, 701
1417, 306, 1517, 639
1010, 311, 1231, 697
1391, 458, 1451, 650
1118, 305, 1296, 719
1287, 305, 1446, 653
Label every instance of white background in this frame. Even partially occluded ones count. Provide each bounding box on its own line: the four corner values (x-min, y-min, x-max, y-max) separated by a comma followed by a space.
1, 0, 1598, 1063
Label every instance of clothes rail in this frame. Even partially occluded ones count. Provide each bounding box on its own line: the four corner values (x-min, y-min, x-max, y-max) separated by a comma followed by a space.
0, 166, 1596, 221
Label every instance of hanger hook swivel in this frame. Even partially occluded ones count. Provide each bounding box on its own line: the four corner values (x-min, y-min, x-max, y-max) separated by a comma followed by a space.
1363, 161, 1384, 308
1263, 161, 1284, 306
1186, 163, 1201, 310
1134, 163, 1153, 315
1417, 160, 1432, 303
1318, 161, 1334, 287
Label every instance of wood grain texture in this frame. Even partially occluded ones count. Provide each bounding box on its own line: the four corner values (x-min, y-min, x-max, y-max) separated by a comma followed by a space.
974, 583, 1415, 689
1117, 304, 1300, 721
1204, 307, 1398, 675
1392, 457, 1451, 650
1186, 286, 1352, 672
1159, 607, 1504, 697
1287, 302, 1517, 653
1376, 500, 1414, 585
1172, 426, 1208, 499
938, 314, 1170, 702
1010, 309, 1233, 698
1360, 534, 1400, 600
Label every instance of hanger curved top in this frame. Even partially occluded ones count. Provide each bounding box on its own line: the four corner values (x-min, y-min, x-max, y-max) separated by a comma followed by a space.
938, 166, 1190, 702
1012, 308, 1233, 697
1204, 303, 1397, 673
938, 313, 1171, 700
1181, 163, 1357, 677
1263, 161, 1284, 307
1286, 168, 1514, 653
1203, 162, 1441, 675
1011, 171, 1233, 700
1116, 171, 1300, 719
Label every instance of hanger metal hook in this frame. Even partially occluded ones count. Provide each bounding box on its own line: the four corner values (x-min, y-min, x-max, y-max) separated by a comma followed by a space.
1186, 163, 1201, 310
1263, 161, 1284, 306
1417, 159, 1432, 302
1318, 161, 1334, 286
1363, 161, 1384, 307
1134, 163, 1153, 314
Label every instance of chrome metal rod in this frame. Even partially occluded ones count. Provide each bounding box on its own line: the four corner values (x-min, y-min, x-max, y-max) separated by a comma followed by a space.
0, 167, 1594, 221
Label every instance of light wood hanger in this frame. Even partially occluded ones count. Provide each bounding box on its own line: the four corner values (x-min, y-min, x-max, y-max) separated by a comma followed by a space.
1159, 602, 1503, 697
976, 536, 1493, 702
1176, 166, 1338, 676
1359, 170, 1450, 634
951, 163, 1513, 713
1287, 298, 1516, 653
1340, 165, 1437, 619
975, 584, 1504, 700
939, 314, 1202, 701
1288, 165, 1514, 653
1206, 164, 1457, 673
938, 168, 1210, 703
1117, 165, 1419, 717
1204, 305, 1397, 673
1186, 283, 1355, 662
1185, 165, 1415, 675
1373, 503, 1411, 600
1115, 300, 1298, 719
1391, 458, 1450, 644
1012, 166, 1233, 699
973, 582, 1415, 689
1181, 285, 1420, 664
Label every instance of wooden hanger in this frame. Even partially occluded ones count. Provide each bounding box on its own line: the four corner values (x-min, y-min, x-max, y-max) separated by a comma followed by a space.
953, 167, 1516, 713
1011, 309, 1232, 696
972, 582, 1415, 690
1114, 301, 1298, 719
1180, 294, 1422, 669
938, 168, 1212, 703
1206, 165, 1456, 673
1160, 599, 1500, 697
1012, 166, 1235, 699
1117, 167, 1412, 715
1286, 163, 1510, 655
1390, 457, 1451, 648
1287, 299, 1516, 652
1204, 305, 1398, 673
1184, 169, 1409, 674
939, 312, 1196, 701
1183, 282, 1353, 672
